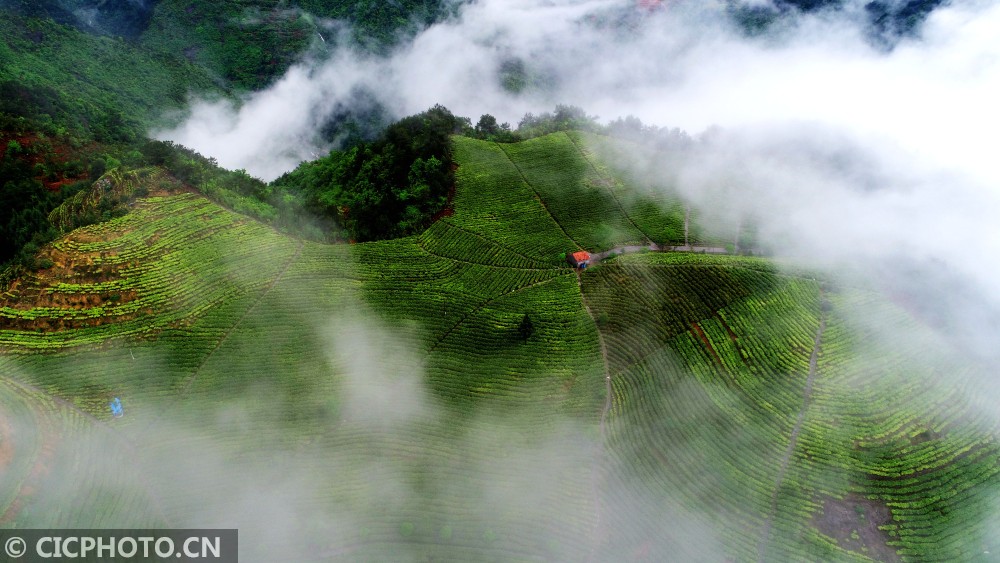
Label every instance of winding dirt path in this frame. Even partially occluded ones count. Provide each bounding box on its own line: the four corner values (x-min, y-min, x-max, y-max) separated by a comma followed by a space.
590, 243, 659, 263
178, 241, 304, 395
496, 143, 584, 251
564, 133, 654, 246
661, 244, 729, 254
756, 298, 827, 562
576, 271, 614, 563
587, 243, 729, 268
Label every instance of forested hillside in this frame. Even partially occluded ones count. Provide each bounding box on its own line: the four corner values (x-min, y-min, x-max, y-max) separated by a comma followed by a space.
0, 0, 459, 279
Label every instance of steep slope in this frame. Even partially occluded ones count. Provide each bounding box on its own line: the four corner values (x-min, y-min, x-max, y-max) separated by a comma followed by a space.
0, 14, 219, 141
0, 0, 159, 38
584, 252, 1000, 561
0, 133, 996, 561
141, 0, 457, 90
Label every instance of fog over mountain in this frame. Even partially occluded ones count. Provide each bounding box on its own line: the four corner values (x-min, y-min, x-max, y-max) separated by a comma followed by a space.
6, 1, 1000, 559
34, 1, 1000, 557
159, 0, 988, 178
160, 0, 1000, 336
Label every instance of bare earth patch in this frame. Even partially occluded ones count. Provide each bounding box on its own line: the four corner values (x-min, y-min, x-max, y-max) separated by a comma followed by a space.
0, 233, 148, 330
0, 409, 59, 525
0, 414, 12, 470
813, 493, 899, 562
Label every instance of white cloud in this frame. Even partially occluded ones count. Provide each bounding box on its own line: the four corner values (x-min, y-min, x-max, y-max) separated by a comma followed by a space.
155, 0, 1000, 331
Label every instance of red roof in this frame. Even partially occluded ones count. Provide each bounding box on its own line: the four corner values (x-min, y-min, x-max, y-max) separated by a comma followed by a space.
572, 251, 591, 262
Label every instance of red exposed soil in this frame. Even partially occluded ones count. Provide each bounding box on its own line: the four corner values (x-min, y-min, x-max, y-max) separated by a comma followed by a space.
716, 313, 753, 368
0, 131, 98, 191
690, 322, 724, 368
813, 494, 899, 562
0, 408, 60, 525
0, 232, 150, 330
0, 415, 12, 470
429, 206, 455, 223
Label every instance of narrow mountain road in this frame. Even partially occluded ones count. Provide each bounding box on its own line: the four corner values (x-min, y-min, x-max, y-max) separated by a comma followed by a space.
576, 270, 614, 563
661, 244, 729, 254
757, 296, 827, 562
590, 243, 658, 263
585, 243, 731, 267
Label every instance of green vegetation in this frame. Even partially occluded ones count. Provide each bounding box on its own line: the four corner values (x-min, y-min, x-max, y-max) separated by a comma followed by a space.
581, 251, 1000, 561
0, 156, 62, 270
141, 1, 315, 91
274, 105, 462, 241
0, 0, 157, 39
0, 8, 229, 277
1, 0, 459, 95
0, 15, 220, 142
0, 0, 470, 273
0, 129, 995, 561
143, 0, 457, 90
2, 1, 986, 558
0, 135, 608, 556
499, 132, 650, 251
47, 167, 155, 233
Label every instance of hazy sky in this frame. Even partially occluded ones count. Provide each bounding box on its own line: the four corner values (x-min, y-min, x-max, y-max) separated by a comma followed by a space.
157, 0, 998, 185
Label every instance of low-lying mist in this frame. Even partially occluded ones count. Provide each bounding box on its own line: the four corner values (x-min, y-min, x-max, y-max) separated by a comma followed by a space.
105, 0, 1000, 557
2, 307, 737, 561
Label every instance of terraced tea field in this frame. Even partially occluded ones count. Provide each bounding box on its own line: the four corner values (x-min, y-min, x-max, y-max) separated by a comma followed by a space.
1, 132, 996, 561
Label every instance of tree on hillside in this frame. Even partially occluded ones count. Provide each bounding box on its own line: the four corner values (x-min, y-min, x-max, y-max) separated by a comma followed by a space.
517, 105, 599, 138
273, 105, 463, 241
518, 313, 535, 341
475, 114, 500, 138
474, 114, 518, 142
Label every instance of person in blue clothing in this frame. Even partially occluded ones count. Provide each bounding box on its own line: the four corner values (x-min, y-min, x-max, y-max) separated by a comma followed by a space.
110, 397, 124, 418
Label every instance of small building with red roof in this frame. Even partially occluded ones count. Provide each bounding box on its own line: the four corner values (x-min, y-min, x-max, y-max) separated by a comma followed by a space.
567, 251, 592, 269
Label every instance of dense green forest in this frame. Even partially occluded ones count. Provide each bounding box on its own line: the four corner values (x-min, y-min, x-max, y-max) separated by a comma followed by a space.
0, 0, 457, 90
273, 105, 460, 241
1, 2, 988, 561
